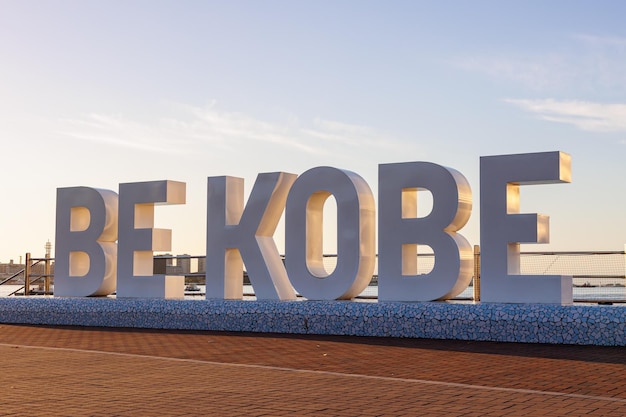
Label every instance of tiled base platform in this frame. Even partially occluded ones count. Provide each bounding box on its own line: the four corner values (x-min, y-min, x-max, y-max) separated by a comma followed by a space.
0, 298, 624, 346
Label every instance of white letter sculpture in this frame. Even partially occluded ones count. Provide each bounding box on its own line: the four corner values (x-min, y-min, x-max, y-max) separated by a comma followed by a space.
285, 167, 375, 300
55, 187, 118, 297
117, 180, 186, 299
206, 172, 297, 300
378, 162, 473, 301
480, 151, 573, 304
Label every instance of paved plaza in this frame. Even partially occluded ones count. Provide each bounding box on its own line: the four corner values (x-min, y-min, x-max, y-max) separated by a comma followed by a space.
0, 324, 625, 416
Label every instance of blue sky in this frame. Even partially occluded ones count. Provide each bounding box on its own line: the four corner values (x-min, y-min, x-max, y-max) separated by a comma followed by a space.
1, 1, 626, 261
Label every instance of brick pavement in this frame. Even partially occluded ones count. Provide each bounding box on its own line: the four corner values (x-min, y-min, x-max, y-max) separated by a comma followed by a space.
0, 324, 625, 416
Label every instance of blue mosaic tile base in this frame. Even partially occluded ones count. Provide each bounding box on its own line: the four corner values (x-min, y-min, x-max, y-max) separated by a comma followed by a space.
0, 298, 624, 346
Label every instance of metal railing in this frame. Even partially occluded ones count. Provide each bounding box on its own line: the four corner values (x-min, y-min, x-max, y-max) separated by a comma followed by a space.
0, 253, 54, 296
1, 249, 625, 302
148, 249, 626, 302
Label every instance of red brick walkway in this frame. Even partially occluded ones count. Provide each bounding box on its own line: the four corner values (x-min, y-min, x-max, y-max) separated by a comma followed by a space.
0, 324, 625, 416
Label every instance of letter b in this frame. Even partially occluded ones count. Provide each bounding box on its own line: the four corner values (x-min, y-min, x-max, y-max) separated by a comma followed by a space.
54, 187, 118, 297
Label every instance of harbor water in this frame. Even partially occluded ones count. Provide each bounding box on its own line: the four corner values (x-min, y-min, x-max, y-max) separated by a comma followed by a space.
1, 284, 624, 302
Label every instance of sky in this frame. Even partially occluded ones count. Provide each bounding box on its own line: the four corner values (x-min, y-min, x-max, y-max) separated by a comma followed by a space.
1, 1, 626, 262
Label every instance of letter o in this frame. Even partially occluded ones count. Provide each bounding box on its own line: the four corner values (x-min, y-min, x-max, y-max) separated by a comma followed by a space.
285, 167, 375, 300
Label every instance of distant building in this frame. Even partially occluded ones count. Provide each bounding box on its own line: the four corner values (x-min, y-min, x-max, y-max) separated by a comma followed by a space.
0, 256, 54, 284
0, 259, 23, 277
153, 254, 174, 275
177, 254, 191, 274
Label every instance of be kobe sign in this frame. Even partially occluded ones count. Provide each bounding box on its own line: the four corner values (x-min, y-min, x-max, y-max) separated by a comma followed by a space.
54, 151, 573, 304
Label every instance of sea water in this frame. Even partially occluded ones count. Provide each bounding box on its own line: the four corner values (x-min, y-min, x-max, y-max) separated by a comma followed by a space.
0, 284, 623, 302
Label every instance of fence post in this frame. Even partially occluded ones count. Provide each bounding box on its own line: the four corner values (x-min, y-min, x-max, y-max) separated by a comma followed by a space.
44, 241, 52, 293
24, 252, 31, 296
473, 245, 480, 301
44, 257, 51, 293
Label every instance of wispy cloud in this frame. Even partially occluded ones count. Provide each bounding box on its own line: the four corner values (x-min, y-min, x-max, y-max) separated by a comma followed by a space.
58, 102, 404, 157
303, 118, 407, 151
458, 54, 569, 91
505, 98, 626, 132
572, 34, 626, 48
59, 113, 192, 154
456, 34, 626, 93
